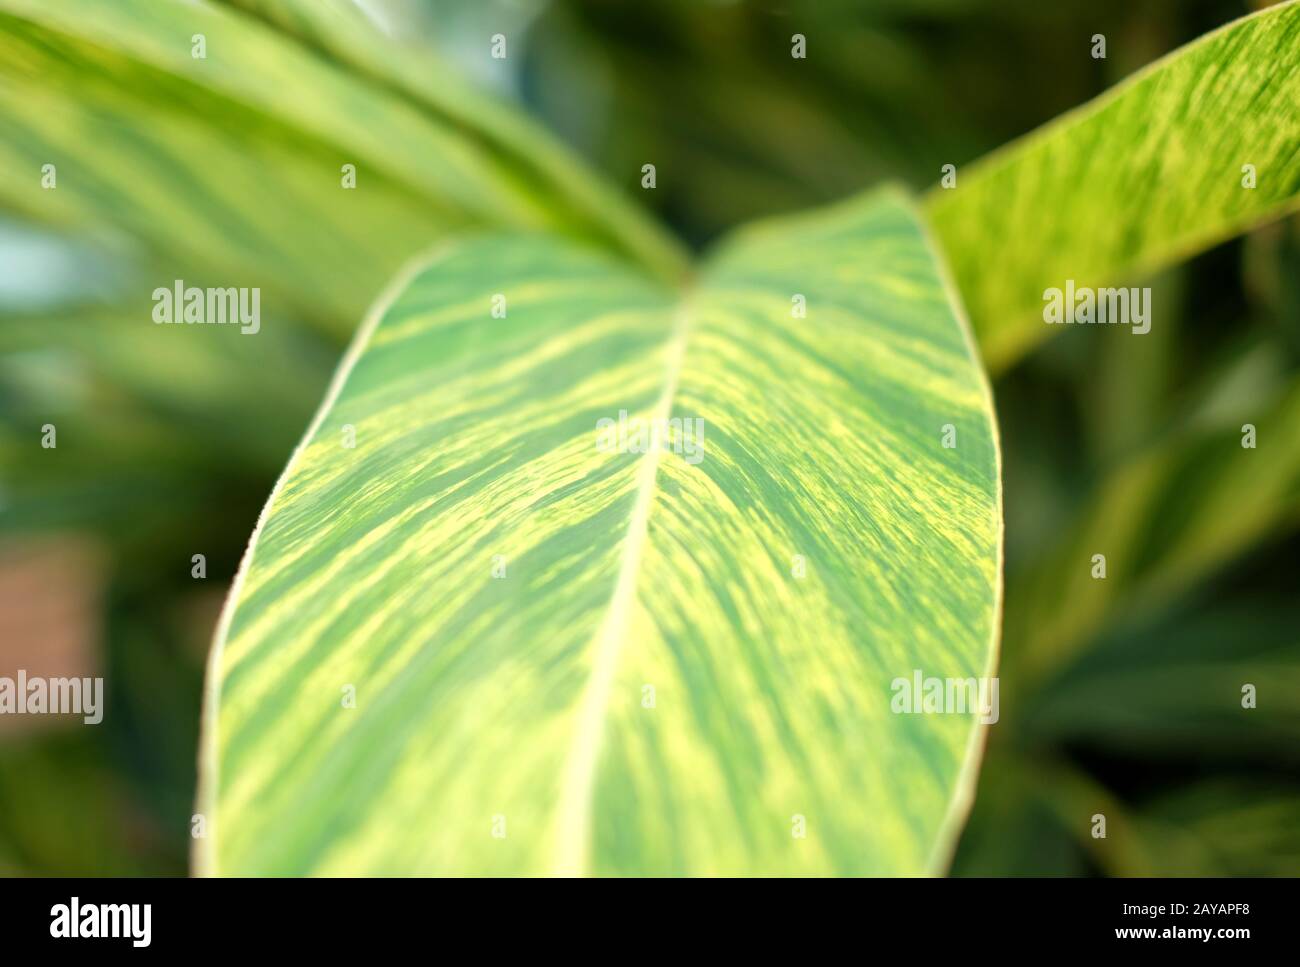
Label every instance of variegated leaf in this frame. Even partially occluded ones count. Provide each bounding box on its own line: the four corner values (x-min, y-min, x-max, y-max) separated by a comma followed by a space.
197, 188, 1002, 875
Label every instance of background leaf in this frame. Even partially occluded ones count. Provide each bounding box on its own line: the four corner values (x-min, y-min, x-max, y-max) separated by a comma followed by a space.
927, 0, 1300, 370
0, 0, 684, 333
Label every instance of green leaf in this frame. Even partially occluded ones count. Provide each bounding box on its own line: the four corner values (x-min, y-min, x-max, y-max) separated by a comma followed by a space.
1004, 377, 1300, 691
196, 188, 1002, 875
0, 298, 332, 546
216, 0, 686, 281
0, 0, 685, 334
1133, 780, 1300, 876
927, 0, 1300, 371
1024, 598, 1300, 761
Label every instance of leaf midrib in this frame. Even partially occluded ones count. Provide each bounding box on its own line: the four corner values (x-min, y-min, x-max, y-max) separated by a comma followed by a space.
551, 295, 695, 875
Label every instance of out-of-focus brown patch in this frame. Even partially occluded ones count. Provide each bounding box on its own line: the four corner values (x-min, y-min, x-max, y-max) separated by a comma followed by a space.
0, 535, 104, 737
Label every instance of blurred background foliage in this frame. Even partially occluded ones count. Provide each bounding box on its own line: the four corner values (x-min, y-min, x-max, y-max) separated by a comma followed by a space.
0, 0, 1297, 874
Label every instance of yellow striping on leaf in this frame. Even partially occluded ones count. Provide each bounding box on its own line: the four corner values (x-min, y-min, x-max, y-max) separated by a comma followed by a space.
197, 188, 1002, 876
